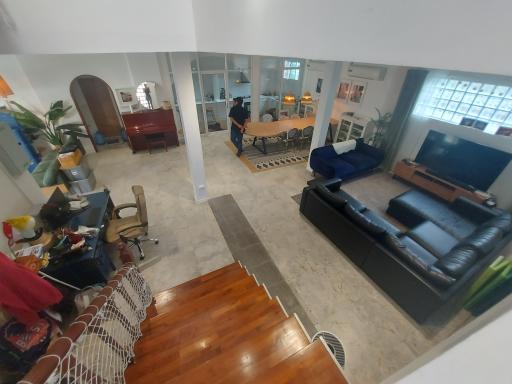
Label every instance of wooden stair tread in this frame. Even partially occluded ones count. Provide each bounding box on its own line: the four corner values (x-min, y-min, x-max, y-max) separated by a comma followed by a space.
140, 274, 258, 333
126, 302, 287, 383
163, 316, 310, 384
244, 340, 349, 384
134, 286, 271, 358
150, 263, 246, 316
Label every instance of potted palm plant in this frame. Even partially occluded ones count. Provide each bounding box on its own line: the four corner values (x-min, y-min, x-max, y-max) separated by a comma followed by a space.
369, 108, 393, 149
10, 100, 88, 151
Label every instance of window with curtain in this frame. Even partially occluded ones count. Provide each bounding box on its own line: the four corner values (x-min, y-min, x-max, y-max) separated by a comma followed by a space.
283, 60, 301, 80
414, 75, 512, 135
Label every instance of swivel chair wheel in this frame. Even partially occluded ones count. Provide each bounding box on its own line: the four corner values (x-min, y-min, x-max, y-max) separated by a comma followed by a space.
155, 240, 159, 244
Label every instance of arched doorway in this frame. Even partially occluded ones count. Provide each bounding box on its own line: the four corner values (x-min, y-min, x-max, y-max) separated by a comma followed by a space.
70, 75, 124, 152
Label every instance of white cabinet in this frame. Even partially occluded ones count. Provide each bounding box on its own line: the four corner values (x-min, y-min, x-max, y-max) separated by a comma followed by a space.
335, 116, 369, 142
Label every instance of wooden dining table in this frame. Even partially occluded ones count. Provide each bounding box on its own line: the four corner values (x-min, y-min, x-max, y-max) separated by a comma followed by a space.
244, 117, 316, 154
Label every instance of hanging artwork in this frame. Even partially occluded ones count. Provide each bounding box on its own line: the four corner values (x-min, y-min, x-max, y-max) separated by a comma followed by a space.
316, 78, 323, 93
349, 81, 367, 104
115, 88, 137, 106
337, 80, 352, 101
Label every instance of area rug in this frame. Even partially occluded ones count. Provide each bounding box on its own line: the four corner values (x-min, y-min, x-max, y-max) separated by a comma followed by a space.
225, 138, 309, 172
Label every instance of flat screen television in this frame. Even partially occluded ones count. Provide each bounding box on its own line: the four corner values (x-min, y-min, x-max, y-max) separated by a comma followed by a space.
415, 130, 512, 191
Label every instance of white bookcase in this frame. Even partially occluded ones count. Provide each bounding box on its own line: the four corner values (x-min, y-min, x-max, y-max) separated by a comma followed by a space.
334, 115, 370, 142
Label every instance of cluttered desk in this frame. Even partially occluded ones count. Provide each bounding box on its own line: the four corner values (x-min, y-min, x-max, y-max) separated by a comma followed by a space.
4, 189, 115, 289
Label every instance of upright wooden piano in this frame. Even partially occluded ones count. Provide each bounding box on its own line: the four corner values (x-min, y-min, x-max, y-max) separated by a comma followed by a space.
122, 109, 179, 153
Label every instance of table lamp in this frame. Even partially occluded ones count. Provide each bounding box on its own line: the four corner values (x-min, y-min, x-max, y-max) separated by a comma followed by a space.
282, 93, 296, 105
0, 76, 14, 110
300, 91, 313, 104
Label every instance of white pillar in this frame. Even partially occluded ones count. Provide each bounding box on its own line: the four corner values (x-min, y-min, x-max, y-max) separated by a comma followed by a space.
250, 55, 261, 122
169, 52, 208, 202
307, 61, 343, 171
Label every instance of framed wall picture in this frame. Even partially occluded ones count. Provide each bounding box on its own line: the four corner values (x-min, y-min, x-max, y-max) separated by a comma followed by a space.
349, 81, 367, 104
337, 80, 351, 101
115, 87, 137, 106
316, 78, 323, 93
496, 127, 512, 136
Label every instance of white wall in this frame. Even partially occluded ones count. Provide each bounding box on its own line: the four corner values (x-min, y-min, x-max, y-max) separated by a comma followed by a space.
2, 1, 512, 77
0, 55, 43, 111
191, 0, 512, 77
0, 0, 196, 54
332, 65, 407, 121
387, 297, 512, 384
0, 165, 33, 255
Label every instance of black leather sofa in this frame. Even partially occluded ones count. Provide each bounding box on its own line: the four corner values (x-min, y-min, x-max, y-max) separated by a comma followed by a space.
300, 178, 512, 323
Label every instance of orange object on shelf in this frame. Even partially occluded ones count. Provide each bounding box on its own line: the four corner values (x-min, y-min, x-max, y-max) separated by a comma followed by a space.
58, 149, 82, 169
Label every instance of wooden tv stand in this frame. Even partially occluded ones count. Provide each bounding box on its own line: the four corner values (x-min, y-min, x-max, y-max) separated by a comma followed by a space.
393, 160, 490, 204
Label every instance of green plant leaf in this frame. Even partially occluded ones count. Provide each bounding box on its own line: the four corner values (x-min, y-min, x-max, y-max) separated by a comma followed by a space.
55, 123, 83, 131
10, 101, 45, 128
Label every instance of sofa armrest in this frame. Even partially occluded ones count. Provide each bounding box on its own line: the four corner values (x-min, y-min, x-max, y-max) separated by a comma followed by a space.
451, 197, 499, 224
318, 178, 343, 192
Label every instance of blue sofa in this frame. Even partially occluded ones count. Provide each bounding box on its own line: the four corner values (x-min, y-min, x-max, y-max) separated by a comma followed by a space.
310, 139, 385, 179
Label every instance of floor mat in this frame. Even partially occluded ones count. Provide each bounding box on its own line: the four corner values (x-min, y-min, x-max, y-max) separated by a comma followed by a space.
225, 138, 309, 172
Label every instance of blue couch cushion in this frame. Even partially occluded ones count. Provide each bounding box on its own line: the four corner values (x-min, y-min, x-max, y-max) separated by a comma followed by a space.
329, 158, 356, 178
408, 221, 459, 259
340, 151, 379, 171
355, 138, 385, 162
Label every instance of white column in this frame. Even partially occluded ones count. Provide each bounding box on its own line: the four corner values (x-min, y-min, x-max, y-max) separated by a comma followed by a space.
307, 61, 343, 171
250, 55, 261, 122
169, 52, 208, 202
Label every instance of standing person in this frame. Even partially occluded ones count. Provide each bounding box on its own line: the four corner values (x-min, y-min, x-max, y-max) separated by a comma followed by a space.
229, 97, 249, 157
143, 83, 153, 109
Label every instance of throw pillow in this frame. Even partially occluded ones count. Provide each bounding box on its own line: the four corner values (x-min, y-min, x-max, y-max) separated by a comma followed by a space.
332, 140, 356, 155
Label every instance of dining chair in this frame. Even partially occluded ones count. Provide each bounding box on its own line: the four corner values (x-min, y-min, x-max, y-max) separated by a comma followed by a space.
299, 125, 314, 149
282, 128, 300, 151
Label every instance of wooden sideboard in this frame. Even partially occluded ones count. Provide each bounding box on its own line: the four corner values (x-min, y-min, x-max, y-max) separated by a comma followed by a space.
393, 160, 491, 204
122, 109, 179, 153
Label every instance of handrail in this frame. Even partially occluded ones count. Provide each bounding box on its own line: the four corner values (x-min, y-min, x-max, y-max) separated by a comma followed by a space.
18, 263, 152, 384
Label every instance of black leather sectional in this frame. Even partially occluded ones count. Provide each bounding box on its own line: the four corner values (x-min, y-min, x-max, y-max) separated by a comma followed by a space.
300, 178, 512, 323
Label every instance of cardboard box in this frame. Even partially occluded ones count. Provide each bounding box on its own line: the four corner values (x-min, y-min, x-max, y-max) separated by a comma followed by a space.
58, 149, 82, 169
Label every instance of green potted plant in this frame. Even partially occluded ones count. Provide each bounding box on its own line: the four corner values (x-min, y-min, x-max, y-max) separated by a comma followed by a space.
370, 108, 392, 148
10, 100, 87, 151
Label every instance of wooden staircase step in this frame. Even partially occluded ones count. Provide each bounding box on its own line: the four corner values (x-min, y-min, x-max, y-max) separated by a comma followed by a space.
140, 274, 259, 334
243, 340, 349, 384
126, 301, 287, 383
163, 316, 311, 384
134, 285, 270, 358
149, 263, 246, 317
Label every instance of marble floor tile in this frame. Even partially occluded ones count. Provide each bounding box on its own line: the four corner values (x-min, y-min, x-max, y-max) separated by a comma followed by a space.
87, 132, 473, 384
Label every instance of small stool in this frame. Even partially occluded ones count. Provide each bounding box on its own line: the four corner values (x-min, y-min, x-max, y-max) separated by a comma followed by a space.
144, 132, 167, 154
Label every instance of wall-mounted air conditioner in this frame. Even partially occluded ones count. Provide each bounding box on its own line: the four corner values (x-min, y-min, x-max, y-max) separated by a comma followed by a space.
347, 63, 387, 81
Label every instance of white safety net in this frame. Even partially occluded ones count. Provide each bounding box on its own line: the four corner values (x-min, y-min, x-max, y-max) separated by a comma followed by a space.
20, 266, 152, 384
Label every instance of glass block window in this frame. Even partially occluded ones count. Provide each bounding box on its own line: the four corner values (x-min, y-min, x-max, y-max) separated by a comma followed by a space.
415, 77, 512, 134
283, 60, 301, 80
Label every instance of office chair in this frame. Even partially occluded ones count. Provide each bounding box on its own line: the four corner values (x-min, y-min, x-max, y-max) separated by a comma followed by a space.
105, 185, 158, 260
